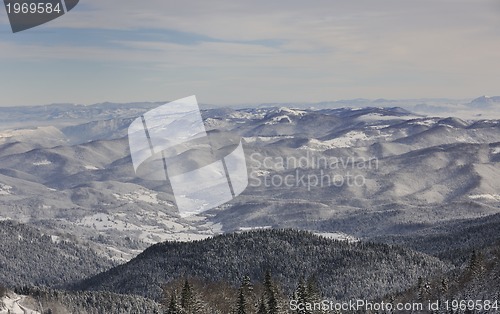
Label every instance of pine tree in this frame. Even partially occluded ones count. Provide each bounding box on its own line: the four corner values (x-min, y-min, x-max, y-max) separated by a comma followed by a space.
263, 271, 279, 314
264, 271, 273, 293
467, 250, 485, 278
441, 278, 448, 295
242, 275, 253, 293
257, 298, 267, 314
236, 287, 247, 314
295, 278, 312, 314
267, 292, 279, 314
165, 291, 180, 314
306, 277, 320, 301
417, 277, 425, 302
180, 279, 193, 313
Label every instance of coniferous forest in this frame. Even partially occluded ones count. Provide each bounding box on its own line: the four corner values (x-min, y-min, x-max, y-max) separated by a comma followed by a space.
2, 224, 500, 313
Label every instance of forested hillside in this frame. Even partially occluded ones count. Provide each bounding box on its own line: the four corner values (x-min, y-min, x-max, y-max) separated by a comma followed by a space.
1, 224, 499, 313
0, 221, 114, 288
76, 229, 450, 301
375, 212, 500, 265
376, 243, 500, 314
4, 286, 162, 314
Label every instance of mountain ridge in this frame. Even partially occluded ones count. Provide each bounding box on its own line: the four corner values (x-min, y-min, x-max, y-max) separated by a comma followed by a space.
74, 229, 451, 301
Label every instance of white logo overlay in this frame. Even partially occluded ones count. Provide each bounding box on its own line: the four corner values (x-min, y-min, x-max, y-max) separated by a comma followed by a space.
128, 96, 248, 217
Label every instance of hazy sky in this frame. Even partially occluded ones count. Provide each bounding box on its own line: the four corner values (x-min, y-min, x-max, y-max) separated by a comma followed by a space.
0, 0, 499, 106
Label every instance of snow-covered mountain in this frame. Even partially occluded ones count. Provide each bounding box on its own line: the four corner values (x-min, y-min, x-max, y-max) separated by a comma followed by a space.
0, 101, 499, 262
468, 95, 500, 108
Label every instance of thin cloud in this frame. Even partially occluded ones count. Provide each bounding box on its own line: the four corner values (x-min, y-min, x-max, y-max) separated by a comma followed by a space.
0, 0, 498, 106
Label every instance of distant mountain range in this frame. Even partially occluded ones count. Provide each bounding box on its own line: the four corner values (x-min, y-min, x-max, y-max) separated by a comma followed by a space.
468, 95, 500, 108
0, 103, 499, 260
0, 95, 498, 128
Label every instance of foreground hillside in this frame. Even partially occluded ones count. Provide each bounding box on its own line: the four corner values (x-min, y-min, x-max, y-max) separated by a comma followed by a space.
0, 221, 114, 288
0, 286, 161, 314
376, 242, 500, 314
1, 222, 498, 313
76, 229, 450, 301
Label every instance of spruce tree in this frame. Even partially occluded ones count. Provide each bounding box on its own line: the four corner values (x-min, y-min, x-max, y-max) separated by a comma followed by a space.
257, 298, 267, 314
263, 271, 279, 314
236, 287, 247, 314
180, 279, 193, 312
467, 250, 485, 278
295, 278, 311, 314
264, 271, 273, 293
306, 277, 320, 301
165, 291, 180, 314
267, 292, 279, 314
242, 275, 253, 293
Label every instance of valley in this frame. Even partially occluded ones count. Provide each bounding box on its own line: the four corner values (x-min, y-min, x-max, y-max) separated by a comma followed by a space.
0, 99, 499, 312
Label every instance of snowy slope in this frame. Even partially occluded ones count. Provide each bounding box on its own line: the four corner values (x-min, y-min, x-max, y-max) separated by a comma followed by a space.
0, 103, 499, 262
0, 294, 40, 314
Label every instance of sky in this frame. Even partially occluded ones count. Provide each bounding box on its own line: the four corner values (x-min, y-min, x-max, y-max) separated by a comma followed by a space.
0, 0, 499, 107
